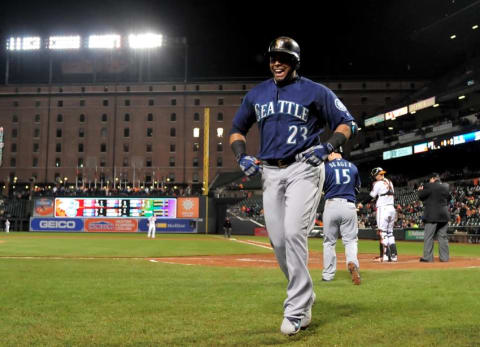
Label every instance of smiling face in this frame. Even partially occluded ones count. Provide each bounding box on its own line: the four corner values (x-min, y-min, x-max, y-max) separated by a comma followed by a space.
269, 53, 296, 83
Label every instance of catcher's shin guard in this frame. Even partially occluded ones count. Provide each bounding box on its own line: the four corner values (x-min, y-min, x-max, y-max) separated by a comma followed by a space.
384, 245, 390, 261
389, 244, 398, 257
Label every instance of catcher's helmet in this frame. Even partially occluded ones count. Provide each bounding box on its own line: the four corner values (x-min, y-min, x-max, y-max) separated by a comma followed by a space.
371, 167, 386, 177
267, 36, 300, 70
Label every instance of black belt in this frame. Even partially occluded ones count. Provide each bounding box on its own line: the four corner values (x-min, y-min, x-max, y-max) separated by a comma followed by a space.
327, 198, 355, 204
263, 156, 296, 168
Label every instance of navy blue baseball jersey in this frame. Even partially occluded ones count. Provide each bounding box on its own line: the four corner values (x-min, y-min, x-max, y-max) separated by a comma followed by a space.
230, 77, 354, 160
323, 158, 361, 203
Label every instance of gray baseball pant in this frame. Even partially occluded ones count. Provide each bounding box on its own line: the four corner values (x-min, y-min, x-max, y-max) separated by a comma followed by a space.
262, 161, 324, 319
423, 222, 449, 262
322, 199, 359, 280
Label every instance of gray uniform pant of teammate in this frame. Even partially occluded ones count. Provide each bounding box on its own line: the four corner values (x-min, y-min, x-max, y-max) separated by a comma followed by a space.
322, 199, 359, 281
423, 222, 449, 262
262, 161, 324, 320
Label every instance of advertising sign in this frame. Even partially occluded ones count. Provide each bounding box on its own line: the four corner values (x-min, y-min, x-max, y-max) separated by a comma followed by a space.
30, 218, 84, 232
84, 218, 138, 232
138, 218, 196, 233
383, 146, 413, 160
177, 197, 199, 218
405, 229, 424, 241
34, 198, 55, 217
409, 96, 435, 113
385, 106, 408, 120
364, 114, 385, 127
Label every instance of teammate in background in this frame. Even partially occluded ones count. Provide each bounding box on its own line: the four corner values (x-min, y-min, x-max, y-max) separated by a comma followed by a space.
5, 219, 10, 233
418, 173, 450, 262
223, 217, 232, 238
359, 167, 398, 262
147, 215, 157, 238
229, 36, 357, 335
321, 149, 361, 285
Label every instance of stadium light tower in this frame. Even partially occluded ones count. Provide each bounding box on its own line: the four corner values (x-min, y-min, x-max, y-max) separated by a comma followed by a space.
48, 35, 81, 49
88, 34, 121, 49
7, 36, 41, 51
5, 36, 42, 84
128, 33, 163, 49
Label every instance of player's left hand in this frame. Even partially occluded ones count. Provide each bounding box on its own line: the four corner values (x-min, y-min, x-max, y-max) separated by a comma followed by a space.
297, 143, 333, 167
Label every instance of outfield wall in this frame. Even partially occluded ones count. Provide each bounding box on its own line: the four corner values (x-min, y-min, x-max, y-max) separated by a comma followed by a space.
30, 196, 207, 233
29, 217, 198, 233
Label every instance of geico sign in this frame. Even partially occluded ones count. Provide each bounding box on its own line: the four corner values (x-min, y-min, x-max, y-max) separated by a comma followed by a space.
39, 220, 77, 229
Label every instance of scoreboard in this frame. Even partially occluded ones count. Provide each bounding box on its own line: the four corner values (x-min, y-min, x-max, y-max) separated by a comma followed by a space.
55, 197, 177, 218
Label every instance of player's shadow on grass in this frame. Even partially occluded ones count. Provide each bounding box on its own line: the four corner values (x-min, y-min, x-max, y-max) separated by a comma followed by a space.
254, 302, 363, 346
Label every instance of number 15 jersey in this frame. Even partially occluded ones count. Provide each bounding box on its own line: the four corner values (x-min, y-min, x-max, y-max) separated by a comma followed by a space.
323, 158, 361, 203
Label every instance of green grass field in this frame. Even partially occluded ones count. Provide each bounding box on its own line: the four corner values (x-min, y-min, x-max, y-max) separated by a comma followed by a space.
1, 232, 479, 346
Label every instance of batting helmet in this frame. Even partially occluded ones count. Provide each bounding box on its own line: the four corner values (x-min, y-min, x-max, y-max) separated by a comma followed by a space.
333, 146, 344, 154
267, 36, 300, 70
371, 167, 386, 177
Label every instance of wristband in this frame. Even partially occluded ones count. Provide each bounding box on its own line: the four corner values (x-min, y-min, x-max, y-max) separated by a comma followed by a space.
231, 140, 247, 161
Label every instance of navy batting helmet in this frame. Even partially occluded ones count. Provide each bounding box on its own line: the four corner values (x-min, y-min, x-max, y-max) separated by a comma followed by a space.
267, 36, 300, 70
333, 146, 344, 154
371, 167, 386, 177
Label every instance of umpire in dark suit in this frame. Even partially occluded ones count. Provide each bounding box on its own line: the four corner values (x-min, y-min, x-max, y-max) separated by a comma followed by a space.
417, 173, 450, 262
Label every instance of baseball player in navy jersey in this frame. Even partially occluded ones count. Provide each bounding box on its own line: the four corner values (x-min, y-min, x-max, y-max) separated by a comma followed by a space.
321, 150, 361, 285
359, 168, 398, 262
229, 36, 358, 335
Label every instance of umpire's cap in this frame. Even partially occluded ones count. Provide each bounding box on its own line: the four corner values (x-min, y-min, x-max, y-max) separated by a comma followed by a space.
429, 172, 441, 181
267, 36, 300, 69
371, 167, 386, 177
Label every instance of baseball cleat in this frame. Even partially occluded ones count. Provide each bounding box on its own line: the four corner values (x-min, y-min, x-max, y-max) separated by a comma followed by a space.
301, 308, 311, 329
301, 292, 316, 329
348, 262, 361, 285
391, 256, 398, 262
280, 317, 302, 336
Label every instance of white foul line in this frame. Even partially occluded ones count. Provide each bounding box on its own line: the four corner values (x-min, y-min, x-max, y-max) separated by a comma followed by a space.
232, 238, 273, 250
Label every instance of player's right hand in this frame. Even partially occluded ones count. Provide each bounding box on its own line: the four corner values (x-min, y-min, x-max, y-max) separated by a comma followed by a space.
238, 155, 261, 177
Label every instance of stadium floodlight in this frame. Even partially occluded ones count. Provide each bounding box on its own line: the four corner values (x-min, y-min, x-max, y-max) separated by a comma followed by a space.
473, 25, 479, 30
7, 36, 41, 51
458, 95, 466, 100
128, 33, 163, 49
49, 35, 81, 50
450, 34, 457, 39
88, 34, 121, 49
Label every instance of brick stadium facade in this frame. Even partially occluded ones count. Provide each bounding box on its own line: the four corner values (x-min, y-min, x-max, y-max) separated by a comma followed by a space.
0, 79, 425, 188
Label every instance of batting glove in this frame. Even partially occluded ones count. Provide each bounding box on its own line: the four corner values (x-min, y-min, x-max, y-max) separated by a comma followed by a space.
299, 143, 333, 167
238, 155, 261, 177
